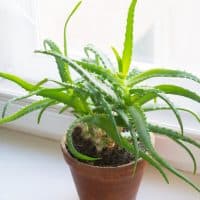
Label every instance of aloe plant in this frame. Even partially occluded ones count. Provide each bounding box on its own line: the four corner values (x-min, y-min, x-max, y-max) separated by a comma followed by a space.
0, 0, 200, 192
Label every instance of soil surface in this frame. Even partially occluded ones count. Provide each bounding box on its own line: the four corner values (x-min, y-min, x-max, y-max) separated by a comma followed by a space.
71, 126, 136, 167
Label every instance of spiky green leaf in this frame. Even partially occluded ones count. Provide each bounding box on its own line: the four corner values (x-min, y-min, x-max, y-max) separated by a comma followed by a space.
148, 124, 200, 149
64, 1, 82, 56
0, 99, 54, 124
144, 106, 200, 124
139, 151, 169, 183
74, 60, 122, 86
128, 68, 200, 86
43, 39, 72, 82
156, 84, 200, 103
133, 84, 200, 106
36, 50, 119, 103
122, 0, 137, 75
111, 46, 123, 73
84, 44, 114, 70
128, 106, 200, 192
131, 87, 184, 134
0, 72, 90, 113
66, 116, 100, 161
174, 139, 197, 174
37, 100, 57, 124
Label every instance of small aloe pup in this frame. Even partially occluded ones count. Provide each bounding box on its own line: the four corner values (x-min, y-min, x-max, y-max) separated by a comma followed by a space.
0, 0, 200, 195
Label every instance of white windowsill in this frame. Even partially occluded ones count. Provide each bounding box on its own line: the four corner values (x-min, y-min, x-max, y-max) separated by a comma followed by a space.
0, 128, 199, 200
0, 77, 200, 139
0, 75, 200, 174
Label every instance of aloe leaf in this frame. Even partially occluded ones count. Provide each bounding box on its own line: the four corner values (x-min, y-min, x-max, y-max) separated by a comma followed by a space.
39, 89, 89, 113
49, 80, 88, 94
59, 105, 69, 114
88, 85, 121, 145
128, 68, 200, 87
148, 121, 197, 174
149, 124, 200, 176
82, 114, 118, 141
66, 114, 130, 161
80, 114, 144, 157
120, 134, 169, 183
122, 0, 137, 76
126, 105, 171, 184
43, 39, 72, 83
0, 72, 89, 113
174, 139, 197, 174
128, 105, 152, 147
148, 124, 200, 149
116, 109, 139, 156
75, 60, 122, 85
72, 114, 127, 151
135, 84, 200, 106
37, 100, 57, 124
53, 79, 110, 105
131, 87, 184, 135
155, 84, 200, 103
50, 80, 91, 111
118, 108, 189, 185
127, 104, 161, 179
2, 76, 57, 118
111, 46, 123, 73
43, 40, 62, 53
74, 60, 124, 98
2, 88, 44, 118
139, 151, 169, 183
84, 44, 114, 70
36, 50, 119, 102
100, 97, 122, 145
155, 93, 184, 135
144, 106, 200, 124
0, 72, 36, 91
127, 68, 142, 79
150, 148, 200, 192
127, 106, 200, 192
66, 117, 100, 161
0, 99, 54, 124
116, 109, 139, 174
64, 1, 82, 56
34, 78, 49, 88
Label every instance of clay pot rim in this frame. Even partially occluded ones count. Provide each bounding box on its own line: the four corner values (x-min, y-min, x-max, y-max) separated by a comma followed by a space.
61, 135, 144, 170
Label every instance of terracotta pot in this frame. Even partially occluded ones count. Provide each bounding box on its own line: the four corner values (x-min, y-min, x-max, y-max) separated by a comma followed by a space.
61, 137, 146, 200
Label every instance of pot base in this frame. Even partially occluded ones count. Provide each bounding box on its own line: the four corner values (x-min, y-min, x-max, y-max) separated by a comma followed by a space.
61, 138, 146, 200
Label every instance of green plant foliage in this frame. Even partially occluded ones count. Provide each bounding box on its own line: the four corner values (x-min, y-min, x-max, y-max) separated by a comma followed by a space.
131, 87, 184, 134
121, 0, 137, 76
0, 0, 200, 192
84, 44, 114, 70
64, 1, 82, 57
111, 46, 123, 73
128, 68, 200, 87
44, 40, 72, 83
0, 99, 54, 124
37, 100, 57, 124
144, 106, 200, 123
133, 84, 200, 105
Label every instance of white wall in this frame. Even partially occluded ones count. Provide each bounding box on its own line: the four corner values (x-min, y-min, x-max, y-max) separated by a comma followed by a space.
0, 0, 38, 72
37, 0, 163, 56
153, 0, 200, 76
168, 0, 200, 75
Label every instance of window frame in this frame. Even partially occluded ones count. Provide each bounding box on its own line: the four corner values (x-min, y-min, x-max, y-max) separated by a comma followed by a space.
1, 0, 200, 174
0, 85, 200, 174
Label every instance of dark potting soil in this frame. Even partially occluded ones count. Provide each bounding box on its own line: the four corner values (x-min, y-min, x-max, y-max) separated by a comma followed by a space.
70, 126, 137, 167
